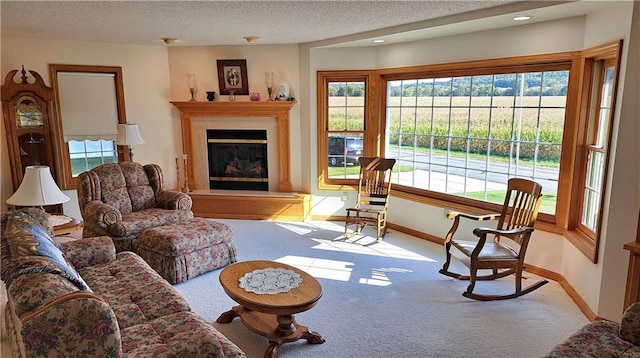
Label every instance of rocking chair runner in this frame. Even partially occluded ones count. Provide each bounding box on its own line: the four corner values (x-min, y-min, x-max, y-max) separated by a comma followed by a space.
344, 157, 396, 241
439, 178, 548, 301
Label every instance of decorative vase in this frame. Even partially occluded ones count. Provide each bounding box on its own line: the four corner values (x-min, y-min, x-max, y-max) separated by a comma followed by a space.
249, 92, 260, 101
187, 74, 198, 102
278, 81, 290, 101
206, 91, 216, 101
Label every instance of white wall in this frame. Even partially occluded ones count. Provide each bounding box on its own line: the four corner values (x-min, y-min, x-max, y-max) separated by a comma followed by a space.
374, 17, 585, 68
0, 37, 173, 218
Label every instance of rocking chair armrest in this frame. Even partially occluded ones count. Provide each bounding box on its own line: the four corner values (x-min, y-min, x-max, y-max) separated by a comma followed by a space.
443, 212, 502, 244
447, 211, 501, 222
466, 226, 533, 257
472, 226, 534, 240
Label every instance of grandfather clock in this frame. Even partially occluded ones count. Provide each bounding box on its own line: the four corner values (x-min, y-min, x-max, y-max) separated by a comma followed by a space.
2, 66, 62, 212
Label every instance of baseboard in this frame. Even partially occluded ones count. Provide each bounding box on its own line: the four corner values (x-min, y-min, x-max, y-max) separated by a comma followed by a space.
524, 264, 596, 321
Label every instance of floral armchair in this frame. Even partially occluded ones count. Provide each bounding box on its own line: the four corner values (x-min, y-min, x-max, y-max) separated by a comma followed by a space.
77, 162, 193, 252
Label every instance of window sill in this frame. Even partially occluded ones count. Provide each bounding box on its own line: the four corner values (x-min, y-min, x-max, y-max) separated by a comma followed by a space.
390, 189, 564, 235
563, 229, 598, 263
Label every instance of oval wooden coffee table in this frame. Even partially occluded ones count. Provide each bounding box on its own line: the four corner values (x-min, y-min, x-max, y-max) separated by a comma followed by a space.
217, 260, 325, 358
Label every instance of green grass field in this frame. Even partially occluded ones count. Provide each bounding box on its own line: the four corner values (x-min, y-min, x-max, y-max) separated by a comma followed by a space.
328, 164, 557, 214
71, 156, 117, 176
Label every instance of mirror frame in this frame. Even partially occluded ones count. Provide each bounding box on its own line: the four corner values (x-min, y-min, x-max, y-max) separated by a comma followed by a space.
49, 64, 128, 190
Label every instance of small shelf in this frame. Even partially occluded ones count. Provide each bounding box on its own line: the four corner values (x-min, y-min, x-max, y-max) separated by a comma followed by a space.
170, 100, 296, 117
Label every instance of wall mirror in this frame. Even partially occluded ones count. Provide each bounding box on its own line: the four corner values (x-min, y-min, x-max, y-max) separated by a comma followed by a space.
49, 64, 128, 189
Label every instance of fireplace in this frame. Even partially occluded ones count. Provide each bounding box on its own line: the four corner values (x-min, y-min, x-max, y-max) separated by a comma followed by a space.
170, 101, 308, 220
207, 129, 268, 191
171, 101, 295, 192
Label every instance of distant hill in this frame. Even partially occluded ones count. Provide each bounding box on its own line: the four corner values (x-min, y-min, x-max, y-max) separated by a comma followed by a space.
329, 70, 569, 97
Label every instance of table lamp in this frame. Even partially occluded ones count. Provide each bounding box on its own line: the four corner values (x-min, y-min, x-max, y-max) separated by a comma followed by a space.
6, 166, 70, 207
116, 123, 145, 162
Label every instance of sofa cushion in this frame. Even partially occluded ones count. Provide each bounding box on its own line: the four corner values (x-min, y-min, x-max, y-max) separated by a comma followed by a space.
121, 311, 227, 356
77, 252, 192, 329
92, 163, 133, 214
545, 320, 635, 357
137, 218, 234, 256
620, 302, 640, 346
120, 162, 157, 211
106, 208, 194, 238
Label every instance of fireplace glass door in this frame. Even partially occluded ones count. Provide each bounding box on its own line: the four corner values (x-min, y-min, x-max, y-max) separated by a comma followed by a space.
207, 129, 268, 191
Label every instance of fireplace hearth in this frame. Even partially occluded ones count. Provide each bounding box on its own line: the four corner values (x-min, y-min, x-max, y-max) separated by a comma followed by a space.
207, 129, 268, 191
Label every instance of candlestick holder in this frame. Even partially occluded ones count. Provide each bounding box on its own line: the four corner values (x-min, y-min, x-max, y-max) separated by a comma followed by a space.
265, 71, 275, 101
175, 157, 182, 191
182, 155, 191, 192
188, 73, 198, 102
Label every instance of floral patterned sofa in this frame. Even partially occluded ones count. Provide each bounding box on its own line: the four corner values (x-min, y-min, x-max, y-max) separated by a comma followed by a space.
1, 209, 245, 357
545, 301, 640, 357
77, 162, 193, 252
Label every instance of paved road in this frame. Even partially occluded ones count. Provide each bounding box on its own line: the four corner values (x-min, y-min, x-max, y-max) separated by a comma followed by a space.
389, 150, 559, 194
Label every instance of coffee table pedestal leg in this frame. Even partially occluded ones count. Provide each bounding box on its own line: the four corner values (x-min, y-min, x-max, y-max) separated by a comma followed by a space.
217, 305, 325, 358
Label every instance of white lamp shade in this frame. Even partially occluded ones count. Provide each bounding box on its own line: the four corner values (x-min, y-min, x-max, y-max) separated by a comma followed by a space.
6, 166, 70, 206
116, 123, 145, 146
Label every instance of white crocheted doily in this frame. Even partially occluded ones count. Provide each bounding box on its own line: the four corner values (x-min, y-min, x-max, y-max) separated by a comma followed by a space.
239, 267, 303, 295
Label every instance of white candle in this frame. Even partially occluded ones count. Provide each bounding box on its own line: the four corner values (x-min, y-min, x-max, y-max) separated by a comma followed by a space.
183, 154, 188, 160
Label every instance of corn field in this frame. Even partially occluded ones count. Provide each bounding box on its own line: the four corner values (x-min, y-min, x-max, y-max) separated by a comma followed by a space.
328, 96, 566, 163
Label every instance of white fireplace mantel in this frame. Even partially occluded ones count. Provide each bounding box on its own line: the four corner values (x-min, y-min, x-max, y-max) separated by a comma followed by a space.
170, 101, 296, 192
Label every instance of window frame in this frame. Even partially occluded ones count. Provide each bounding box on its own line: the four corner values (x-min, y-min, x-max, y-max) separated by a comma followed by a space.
49, 64, 129, 190
565, 41, 622, 263
317, 70, 381, 189
380, 59, 573, 223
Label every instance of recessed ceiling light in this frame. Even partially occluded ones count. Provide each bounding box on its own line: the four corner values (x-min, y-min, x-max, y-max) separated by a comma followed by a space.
373, 39, 385, 43
162, 38, 177, 44
513, 15, 532, 21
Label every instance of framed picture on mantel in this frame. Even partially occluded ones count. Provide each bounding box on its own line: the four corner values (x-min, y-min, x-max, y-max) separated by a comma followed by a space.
217, 59, 248, 95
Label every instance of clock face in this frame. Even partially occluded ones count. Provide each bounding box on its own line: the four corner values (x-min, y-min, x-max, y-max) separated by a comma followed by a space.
15, 96, 44, 129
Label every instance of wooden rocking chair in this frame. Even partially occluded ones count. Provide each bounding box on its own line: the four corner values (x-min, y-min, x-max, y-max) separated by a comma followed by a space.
344, 157, 396, 241
439, 178, 548, 301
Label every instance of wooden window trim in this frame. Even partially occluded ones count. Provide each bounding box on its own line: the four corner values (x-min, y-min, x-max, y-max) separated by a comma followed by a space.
49, 64, 129, 190
565, 41, 622, 263
317, 70, 379, 190
379, 52, 576, 227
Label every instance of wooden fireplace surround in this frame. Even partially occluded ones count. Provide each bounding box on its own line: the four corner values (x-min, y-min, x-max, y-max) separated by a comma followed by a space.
170, 101, 310, 221
171, 101, 296, 192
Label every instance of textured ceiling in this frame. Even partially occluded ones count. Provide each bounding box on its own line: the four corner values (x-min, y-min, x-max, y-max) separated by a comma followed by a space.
1, 0, 529, 46
1, 1, 608, 47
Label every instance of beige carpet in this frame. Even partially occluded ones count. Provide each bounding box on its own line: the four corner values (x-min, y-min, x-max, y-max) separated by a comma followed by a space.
174, 219, 589, 358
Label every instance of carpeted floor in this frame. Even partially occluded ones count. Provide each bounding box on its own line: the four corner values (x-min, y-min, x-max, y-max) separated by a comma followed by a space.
174, 219, 589, 358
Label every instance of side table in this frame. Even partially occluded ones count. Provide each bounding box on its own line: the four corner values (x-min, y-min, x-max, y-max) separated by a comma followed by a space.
50, 215, 83, 236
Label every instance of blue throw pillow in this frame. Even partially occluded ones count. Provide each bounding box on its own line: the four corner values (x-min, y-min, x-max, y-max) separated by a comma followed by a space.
29, 224, 90, 290
2, 210, 91, 291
